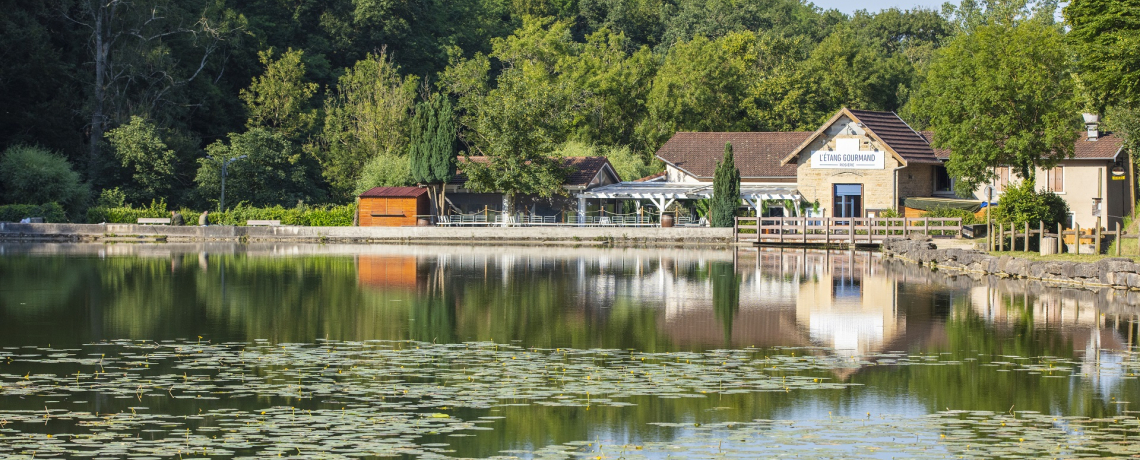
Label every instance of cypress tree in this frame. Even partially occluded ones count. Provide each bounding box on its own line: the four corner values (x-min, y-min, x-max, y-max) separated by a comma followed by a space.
710, 142, 740, 227
409, 94, 459, 216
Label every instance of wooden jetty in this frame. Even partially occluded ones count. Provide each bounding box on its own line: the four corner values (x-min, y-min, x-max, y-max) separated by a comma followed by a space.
734, 216, 963, 246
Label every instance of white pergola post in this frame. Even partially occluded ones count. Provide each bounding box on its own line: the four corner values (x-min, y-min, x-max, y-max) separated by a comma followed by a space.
577, 196, 586, 226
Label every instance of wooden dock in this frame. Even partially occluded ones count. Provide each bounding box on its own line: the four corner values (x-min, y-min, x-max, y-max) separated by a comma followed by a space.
734, 216, 963, 246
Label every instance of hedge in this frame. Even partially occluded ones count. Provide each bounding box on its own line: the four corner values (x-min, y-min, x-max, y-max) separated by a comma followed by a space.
0, 202, 68, 223
86, 201, 356, 226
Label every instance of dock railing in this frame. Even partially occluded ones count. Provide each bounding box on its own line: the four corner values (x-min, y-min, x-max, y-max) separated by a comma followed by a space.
734, 216, 962, 244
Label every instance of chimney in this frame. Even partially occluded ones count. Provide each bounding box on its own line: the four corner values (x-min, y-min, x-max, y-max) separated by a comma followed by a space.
1083, 113, 1100, 141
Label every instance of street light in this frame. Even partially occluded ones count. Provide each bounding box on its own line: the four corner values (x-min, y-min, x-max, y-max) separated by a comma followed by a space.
205, 154, 247, 212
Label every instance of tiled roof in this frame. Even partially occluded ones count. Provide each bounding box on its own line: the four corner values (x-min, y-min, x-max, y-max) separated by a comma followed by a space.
656, 132, 810, 179
847, 110, 942, 165
633, 171, 666, 182
450, 156, 616, 187
921, 131, 1124, 160
359, 186, 429, 198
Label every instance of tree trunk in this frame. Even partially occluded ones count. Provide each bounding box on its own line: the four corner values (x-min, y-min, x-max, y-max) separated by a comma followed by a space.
88, 6, 108, 180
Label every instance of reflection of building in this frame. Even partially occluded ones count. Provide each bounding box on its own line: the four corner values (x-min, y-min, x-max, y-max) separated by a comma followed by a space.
356, 255, 420, 290
793, 251, 903, 356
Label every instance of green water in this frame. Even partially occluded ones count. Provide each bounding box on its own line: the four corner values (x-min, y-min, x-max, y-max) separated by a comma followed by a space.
0, 243, 1137, 458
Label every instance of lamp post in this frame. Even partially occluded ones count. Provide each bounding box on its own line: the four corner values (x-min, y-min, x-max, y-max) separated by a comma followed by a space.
206, 154, 247, 212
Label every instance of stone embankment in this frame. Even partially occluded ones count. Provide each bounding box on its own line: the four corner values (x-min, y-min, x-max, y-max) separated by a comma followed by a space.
882, 235, 1140, 290
0, 222, 736, 246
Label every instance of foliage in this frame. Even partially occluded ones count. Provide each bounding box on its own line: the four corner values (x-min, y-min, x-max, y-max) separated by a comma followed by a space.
0, 145, 88, 214
240, 48, 319, 141
85, 199, 168, 224
1064, 0, 1140, 109
355, 153, 413, 195
408, 94, 459, 215
921, 206, 982, 225
319, 52, 418, 199
86, 201, 354, 226
196, 128, 325, 209
0, 203, 67, 223
441, 17, 576, 208
96, 188, 128, 208
990, 180, 1070, 229
105, 116, 179, 203
557, 141, 660, 183
710, 143, 741, 228
912, 16, 1078, 191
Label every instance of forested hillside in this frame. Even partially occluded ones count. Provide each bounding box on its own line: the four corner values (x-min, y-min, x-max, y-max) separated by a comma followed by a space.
0, 0, 1134, 217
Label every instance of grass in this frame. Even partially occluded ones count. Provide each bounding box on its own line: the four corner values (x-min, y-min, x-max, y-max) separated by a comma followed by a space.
986, 250, 1139, 263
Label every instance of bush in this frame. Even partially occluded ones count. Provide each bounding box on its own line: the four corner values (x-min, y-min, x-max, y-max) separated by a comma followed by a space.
990, 180, 1069, 229
0, 145, 89, 214
0, 203, 68, 223
85, 201, 356, 226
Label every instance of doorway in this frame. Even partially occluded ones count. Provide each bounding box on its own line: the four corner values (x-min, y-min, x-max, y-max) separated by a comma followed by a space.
833, 184, 863, 218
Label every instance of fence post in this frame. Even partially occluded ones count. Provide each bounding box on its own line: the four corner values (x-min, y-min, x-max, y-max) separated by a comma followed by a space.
1116, 221, 1122, 256
779, 217, 784, 245
1057, 223, 1062, 254
756, 215, 761, 242
1038, 221, 1044, 252
924, 217, 930, 235
1023, 221, 1029, 252
1075, 223, 1081, 255
734, 217, 739, 243
999, 223, 1004, 251
849, 217, 855, 246
825, 217, 831, 245
1095, 217, 1102, 255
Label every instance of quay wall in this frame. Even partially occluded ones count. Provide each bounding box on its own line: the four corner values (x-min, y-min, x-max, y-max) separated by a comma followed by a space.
882, 235, 1140, 307
0, 222, 736, 245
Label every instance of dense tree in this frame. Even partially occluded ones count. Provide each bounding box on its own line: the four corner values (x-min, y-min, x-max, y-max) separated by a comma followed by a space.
0, 145, 89, 214
710, 143, 740, 228
441, 16, 576, 211
241, 48, 319, 142
105, 116, 179, 204
195, 128, 325, 208
409, 95, 460, 216
1065, 0, 1140, 110
911, 16, 1078, 193
319, 52, 418, 199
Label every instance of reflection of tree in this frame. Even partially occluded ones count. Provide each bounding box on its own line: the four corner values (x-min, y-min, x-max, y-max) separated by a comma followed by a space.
409, 259, 456, 343
711, 261, 740, 346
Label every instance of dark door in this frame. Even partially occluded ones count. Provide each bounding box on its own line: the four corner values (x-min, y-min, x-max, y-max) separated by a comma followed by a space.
833, 184, 863, 218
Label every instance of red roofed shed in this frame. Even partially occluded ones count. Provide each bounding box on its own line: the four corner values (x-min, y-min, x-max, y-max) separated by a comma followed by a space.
357, 187, 430, 227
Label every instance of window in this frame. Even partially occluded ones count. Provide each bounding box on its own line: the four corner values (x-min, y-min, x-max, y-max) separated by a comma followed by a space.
934, 165, 953, 193
833, 184, 863, 218
1046, 166, 1064, 193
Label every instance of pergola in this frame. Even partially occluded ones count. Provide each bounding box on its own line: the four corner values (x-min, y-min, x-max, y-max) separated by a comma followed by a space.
576, 182, 802, 223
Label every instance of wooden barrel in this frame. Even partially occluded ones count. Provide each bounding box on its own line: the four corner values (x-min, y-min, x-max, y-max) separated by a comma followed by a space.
661, 214, 674, 227
1040, 237, 1058, 255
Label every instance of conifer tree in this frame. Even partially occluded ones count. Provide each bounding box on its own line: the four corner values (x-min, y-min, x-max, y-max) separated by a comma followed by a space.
710, 142, 741, 227
409, 94, 459, 216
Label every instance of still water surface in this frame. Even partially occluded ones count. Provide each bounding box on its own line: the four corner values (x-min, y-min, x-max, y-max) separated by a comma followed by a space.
1, 243, 1138, 458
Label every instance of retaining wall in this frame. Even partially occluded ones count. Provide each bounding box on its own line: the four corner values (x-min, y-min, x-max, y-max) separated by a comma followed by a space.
0, 222, 736, 245
882, 235, 1140, 294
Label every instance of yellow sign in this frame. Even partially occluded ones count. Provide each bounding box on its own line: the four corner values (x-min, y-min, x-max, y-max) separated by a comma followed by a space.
1112, 175, 1126, 180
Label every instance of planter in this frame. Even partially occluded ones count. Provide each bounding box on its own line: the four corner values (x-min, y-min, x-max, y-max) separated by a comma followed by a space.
661, 214, 674, 228
417, 217, 431, 227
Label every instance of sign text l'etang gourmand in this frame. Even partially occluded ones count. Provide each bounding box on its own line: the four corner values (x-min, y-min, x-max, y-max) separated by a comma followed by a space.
807, 148, 884, 169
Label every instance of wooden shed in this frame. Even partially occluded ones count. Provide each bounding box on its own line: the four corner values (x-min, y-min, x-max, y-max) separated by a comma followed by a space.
357, 187, 430, 227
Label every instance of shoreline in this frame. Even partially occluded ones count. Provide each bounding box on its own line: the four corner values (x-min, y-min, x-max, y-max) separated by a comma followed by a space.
0, 222, 738, 247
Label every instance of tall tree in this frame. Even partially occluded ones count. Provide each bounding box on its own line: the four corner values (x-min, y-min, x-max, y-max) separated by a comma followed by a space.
104, 116, 178, 204
710, 142, 740, 228
440, 16, 575, 212
240, 48, 319, 142
195, 128, 325, 208
318, 51, 418, 199
66, 0, 243, 180
409, 94, 460, 217
911, 17, 1078, 192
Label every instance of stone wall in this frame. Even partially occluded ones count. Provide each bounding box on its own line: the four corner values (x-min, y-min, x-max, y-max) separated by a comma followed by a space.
0, 222, 736, 246
882, 235, 1140, 292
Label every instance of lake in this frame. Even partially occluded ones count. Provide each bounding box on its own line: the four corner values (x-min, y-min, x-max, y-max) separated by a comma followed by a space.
1, 243, 1137, 458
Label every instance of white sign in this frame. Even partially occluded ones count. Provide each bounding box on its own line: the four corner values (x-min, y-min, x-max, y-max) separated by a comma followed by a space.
810, 138, 884, 170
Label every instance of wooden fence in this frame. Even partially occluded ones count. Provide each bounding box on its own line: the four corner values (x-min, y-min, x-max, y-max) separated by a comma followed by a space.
991, 220, 1132, 256
734, 216, 962, 245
